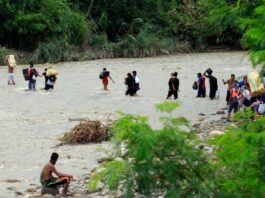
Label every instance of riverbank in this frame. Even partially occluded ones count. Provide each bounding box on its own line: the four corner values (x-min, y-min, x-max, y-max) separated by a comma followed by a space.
0, 45, 243, 66
0, 52, 253, 197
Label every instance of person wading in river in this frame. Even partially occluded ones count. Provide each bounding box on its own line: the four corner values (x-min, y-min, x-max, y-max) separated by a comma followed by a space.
197, 73, 206, 98
166, 72, 179, 100
5, 54, 16, 85
99, 68, 114, 90
204, 68, 218, 100
40, 152, 73, 197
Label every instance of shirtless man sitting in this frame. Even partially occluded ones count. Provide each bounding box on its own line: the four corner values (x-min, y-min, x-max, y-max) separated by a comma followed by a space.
40, 153, 73, 197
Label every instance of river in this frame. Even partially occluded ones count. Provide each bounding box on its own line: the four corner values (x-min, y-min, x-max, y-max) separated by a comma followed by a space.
0, 52, 253, 197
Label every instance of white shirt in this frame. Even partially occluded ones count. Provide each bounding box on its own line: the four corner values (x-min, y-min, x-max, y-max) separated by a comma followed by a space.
135, 76, 140, 84
242, 89, 251, 100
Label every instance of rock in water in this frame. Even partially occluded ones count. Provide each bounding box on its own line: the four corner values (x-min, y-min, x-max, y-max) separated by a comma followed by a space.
209, 131, 225, 137
216, 110, 225, 114
26, 186, 37, 193
197, 117, 205, 122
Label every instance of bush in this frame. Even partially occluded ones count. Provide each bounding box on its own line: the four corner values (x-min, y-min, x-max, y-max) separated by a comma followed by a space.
211, 109, 265, 197
88, 101, 215, 197
32, 40, 63, 63
0, 46, 9, 65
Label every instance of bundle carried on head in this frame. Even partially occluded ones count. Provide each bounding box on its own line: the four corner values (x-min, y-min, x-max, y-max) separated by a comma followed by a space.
6, 55, 16, 67
46, 67, 58, 76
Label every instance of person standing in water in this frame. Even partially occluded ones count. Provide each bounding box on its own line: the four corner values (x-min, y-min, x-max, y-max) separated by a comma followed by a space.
42, 68, 48, 90
125, 73, 136, 96
28, 62, 39, 91
166, 72, 179, 100
204, 68, 218, 100
40, 153, 73, 197
5, 54, 16, 85
100, 68, 114, 90
197, 73, 206, 98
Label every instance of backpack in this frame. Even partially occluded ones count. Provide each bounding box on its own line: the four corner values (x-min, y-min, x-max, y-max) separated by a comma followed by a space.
22, 68, 30, 81
257, 103, 265, 115
99, 72, 104, 79
192, 81, 198, 90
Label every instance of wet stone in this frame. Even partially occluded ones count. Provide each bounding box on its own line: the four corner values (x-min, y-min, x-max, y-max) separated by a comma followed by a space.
7, 187, 16, 191
15, 191, 23, 195
216, 110, 225, 114
4, 179, 21, 183
26, 186, 37, 193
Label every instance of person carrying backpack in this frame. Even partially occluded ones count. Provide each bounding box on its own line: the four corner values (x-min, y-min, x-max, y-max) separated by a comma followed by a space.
204, 68, 218, 100
28, 62, 39, 91
197, 73, 206, 98
99, 68, 114, 90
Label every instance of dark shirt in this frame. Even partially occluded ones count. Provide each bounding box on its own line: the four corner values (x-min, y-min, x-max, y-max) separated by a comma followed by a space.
204, 73, 218, 89
198, 76, 206, 89
125, 76, 135, 89
168, 77, 179, 91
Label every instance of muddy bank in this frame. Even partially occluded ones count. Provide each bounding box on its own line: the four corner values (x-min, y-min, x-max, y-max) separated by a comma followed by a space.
0, 52, 253, 197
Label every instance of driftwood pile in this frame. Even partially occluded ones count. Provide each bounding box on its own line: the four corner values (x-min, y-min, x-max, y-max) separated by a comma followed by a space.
61, 120, 110, 144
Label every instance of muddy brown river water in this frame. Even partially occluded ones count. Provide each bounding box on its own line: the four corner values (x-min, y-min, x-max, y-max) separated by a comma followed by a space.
0, 52, 253, 197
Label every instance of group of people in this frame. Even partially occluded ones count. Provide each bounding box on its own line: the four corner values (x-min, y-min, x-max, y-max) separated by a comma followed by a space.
5, 55, 57, 91
223, 74, 265, 120
24, 63, 58, 91
194, 68, 265, 121
195, 68, 218, 100
99, 68, 140, 96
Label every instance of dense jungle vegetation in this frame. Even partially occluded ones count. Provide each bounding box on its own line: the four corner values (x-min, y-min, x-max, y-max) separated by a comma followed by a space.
0, 0, 264, 64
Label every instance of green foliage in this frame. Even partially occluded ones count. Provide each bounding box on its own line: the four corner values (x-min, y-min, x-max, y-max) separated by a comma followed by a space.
242, 3, 265, 69
211, 109, 265, 197
0, 46, 9, 65
88, 102, 215, 197
156, 101, 180, 114
31, 40, 63, 63
0, 0, 89, 53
